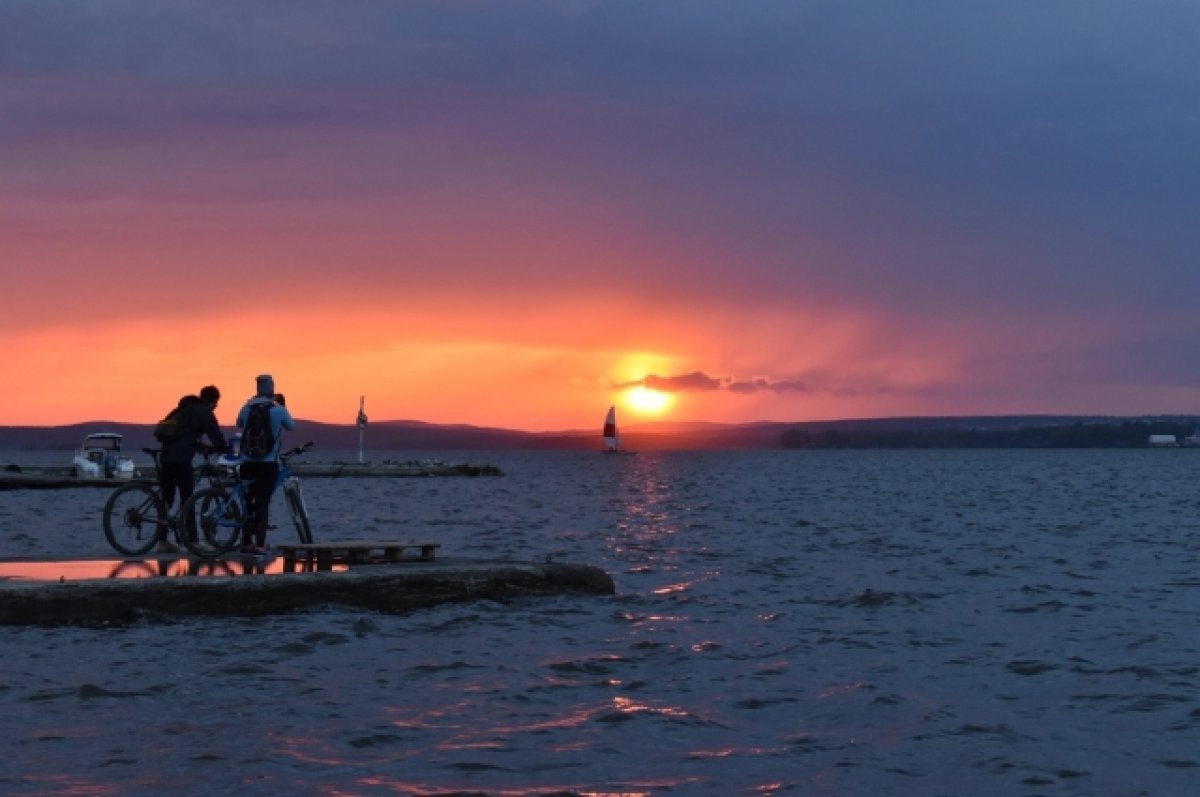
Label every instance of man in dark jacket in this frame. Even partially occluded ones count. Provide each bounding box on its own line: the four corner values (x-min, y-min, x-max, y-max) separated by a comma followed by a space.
158, 385, 227, 552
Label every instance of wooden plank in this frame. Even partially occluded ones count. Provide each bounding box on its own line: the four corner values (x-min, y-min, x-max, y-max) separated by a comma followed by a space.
280, 541, 440, 551
280, 542, 441, 547
278, 541, 441, 570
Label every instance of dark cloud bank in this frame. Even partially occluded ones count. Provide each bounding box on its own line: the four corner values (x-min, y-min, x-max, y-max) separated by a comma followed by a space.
618, 371, 809, 395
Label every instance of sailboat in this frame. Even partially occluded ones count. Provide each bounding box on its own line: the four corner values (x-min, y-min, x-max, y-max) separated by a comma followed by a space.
602, 406, 620, 451
602, 405, 636, 453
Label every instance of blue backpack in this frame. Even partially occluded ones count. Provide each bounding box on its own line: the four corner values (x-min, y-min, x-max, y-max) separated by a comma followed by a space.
241, 403, 276, 458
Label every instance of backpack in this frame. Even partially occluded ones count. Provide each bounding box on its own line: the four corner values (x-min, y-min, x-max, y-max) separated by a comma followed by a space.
241, 402, 276, 458
153, 406, 184, 443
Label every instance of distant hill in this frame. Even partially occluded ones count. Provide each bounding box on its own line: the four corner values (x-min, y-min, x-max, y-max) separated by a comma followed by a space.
3, 414, 1200, 453
0, 419, 787, 452
782, 417, 1200, 449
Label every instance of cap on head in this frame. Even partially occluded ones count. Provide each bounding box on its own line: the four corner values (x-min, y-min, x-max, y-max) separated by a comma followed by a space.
199, 385, 220, 403
256, 374, 275, 397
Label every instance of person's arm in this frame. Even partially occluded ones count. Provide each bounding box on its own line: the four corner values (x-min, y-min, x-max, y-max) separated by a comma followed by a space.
201, 409, 227, 451
236, 403, 249, 430
278, 405, 296, 432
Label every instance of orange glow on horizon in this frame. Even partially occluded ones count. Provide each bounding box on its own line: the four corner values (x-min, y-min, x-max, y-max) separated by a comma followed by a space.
0, 285, 1043, 429
1, 298, 705, 430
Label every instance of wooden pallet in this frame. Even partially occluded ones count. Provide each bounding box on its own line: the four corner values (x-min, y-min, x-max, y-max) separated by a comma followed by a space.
279, 541, 440, 571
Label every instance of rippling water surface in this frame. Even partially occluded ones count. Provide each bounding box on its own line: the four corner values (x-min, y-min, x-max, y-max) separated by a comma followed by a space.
1, 449, 1198, 795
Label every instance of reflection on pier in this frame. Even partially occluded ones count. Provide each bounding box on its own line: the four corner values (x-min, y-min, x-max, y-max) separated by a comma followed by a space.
0, 556, 349, 582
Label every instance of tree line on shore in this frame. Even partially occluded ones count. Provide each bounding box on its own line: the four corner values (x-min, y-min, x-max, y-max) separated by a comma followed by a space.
780, 421, 1200, 449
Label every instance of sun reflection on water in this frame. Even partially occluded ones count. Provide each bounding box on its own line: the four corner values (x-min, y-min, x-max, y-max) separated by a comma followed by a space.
814, 681, 868, 700
610, 695, 693, 720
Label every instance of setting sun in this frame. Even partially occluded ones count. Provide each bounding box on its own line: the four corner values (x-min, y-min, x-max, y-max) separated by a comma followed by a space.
623, 385, 674, 416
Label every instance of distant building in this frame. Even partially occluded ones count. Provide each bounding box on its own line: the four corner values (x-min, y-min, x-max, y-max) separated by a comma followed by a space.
1148, 434, 1178, 447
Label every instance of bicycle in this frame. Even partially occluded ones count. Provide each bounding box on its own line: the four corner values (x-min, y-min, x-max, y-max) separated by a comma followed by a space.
101, 446, 237, 557
179, 442, 316, 557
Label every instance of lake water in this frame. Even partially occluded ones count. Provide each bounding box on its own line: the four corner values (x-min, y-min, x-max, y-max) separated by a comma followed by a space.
0, 449, 1198, 796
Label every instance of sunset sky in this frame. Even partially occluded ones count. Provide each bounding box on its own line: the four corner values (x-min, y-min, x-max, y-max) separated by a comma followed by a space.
5, 2, 1200, 430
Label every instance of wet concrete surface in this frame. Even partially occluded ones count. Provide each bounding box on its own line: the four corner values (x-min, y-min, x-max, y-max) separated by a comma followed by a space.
0, 555, 616, 626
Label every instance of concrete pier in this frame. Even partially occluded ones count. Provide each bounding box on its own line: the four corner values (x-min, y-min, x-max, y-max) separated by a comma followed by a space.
0, 460, 502, 490
0, 557, 615, 626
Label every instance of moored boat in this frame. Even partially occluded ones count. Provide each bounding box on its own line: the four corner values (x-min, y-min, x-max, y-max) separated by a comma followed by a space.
72, 433, 136, 479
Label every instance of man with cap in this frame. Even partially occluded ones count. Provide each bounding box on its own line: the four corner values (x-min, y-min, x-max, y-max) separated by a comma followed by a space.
235, 374, 296, 557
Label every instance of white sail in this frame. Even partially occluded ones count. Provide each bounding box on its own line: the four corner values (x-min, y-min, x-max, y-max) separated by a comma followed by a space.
602, 406, 620, 451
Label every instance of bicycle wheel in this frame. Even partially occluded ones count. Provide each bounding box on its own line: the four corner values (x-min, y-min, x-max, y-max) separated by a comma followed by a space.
180, 486, 244, 558
103, 482, 165, 556
284, 481, 314, 544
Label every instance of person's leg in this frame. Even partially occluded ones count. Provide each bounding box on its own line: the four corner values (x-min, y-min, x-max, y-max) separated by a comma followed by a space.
253, 463, 279, 548
159, 463, 180, 543
177, 466, 195, 506
160, 465, 178, 513
177, 465, 196, 540
240, 461, 275, 550
241, 477, 258, 552
242, 462, 263, 551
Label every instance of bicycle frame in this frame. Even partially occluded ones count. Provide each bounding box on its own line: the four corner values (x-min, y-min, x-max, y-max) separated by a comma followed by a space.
281, 472, 313, 545
268, 443, 315, 544
179, 442, 315, 557
101, 447, 234, 557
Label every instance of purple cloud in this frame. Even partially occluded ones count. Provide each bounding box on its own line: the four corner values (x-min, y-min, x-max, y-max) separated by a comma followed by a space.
645, 372, 724, 392
727, 378, 809, 394
618, 372, 811, 395
616, 371, 724, 392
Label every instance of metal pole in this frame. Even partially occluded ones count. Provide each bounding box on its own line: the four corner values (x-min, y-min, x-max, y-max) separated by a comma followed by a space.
356, 396, 368, 463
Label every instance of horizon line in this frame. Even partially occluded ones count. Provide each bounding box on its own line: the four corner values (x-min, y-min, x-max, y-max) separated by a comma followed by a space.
5, 411, 1200, 435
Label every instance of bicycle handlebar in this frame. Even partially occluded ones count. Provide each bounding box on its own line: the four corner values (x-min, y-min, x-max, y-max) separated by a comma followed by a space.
280, 441, 315, 462
143, 445, 225, 458
143, 442, 310, 462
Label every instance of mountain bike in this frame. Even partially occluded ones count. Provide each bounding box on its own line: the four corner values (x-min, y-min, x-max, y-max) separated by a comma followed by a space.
101, 446, 236, 557
179, 442, 315, 557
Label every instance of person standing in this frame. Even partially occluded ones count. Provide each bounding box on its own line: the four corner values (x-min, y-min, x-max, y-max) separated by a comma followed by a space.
235, 374, 296, 557
158, 385, 227, 552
